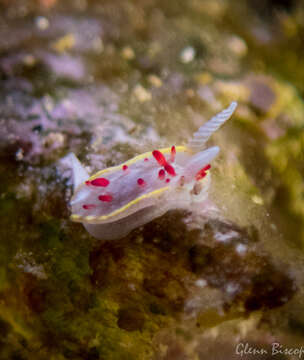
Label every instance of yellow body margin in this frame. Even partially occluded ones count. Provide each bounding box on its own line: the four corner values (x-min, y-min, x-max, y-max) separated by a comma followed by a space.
70, 186, 170, 224
88, 145, 189, 181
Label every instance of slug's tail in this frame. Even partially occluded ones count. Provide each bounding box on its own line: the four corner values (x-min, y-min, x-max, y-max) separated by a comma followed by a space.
187, 101, 237, 152
61, 152, 89, 192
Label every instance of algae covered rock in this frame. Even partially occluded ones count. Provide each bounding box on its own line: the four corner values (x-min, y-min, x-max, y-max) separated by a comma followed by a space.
0, 0, 304, 359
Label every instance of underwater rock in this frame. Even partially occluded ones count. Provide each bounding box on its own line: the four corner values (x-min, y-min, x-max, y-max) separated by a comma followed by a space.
247, 77, 276, 115
117, 307, 145, 331
0, 1, 304, 359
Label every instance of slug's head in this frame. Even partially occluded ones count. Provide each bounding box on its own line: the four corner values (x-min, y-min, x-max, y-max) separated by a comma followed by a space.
176, 146, 219, 202
177, 101, 237, 201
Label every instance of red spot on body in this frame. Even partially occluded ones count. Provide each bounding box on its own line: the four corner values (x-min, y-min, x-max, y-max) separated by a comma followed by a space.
152, 150, 167, 166
170, 146, 176, 162
83, 204, 96, 210
166, 178, 170, 183
153, 149, 176, 176
122, 165, 128, 171
137, 178, 146, 186
195, 164, 211, 181
196, 171, 206, 181
164, 163, 176, 176
98, 194, 113, 202
91, 178, 110, 187
144, 158, 149, 162
85, 180, 91, 186
158, 169, 165, 180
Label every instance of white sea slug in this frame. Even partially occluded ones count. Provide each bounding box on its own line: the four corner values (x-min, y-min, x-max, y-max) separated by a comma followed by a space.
67, 102, 237, 240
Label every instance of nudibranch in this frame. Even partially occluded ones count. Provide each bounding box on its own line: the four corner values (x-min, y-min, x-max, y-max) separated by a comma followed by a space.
67, 102, 237, 240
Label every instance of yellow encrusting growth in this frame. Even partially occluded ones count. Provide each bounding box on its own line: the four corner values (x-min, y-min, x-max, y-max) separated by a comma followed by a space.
71, 186, 170, 224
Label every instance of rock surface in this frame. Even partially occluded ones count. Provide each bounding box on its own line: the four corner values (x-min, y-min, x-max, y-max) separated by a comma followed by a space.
1, 0, 304, 359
